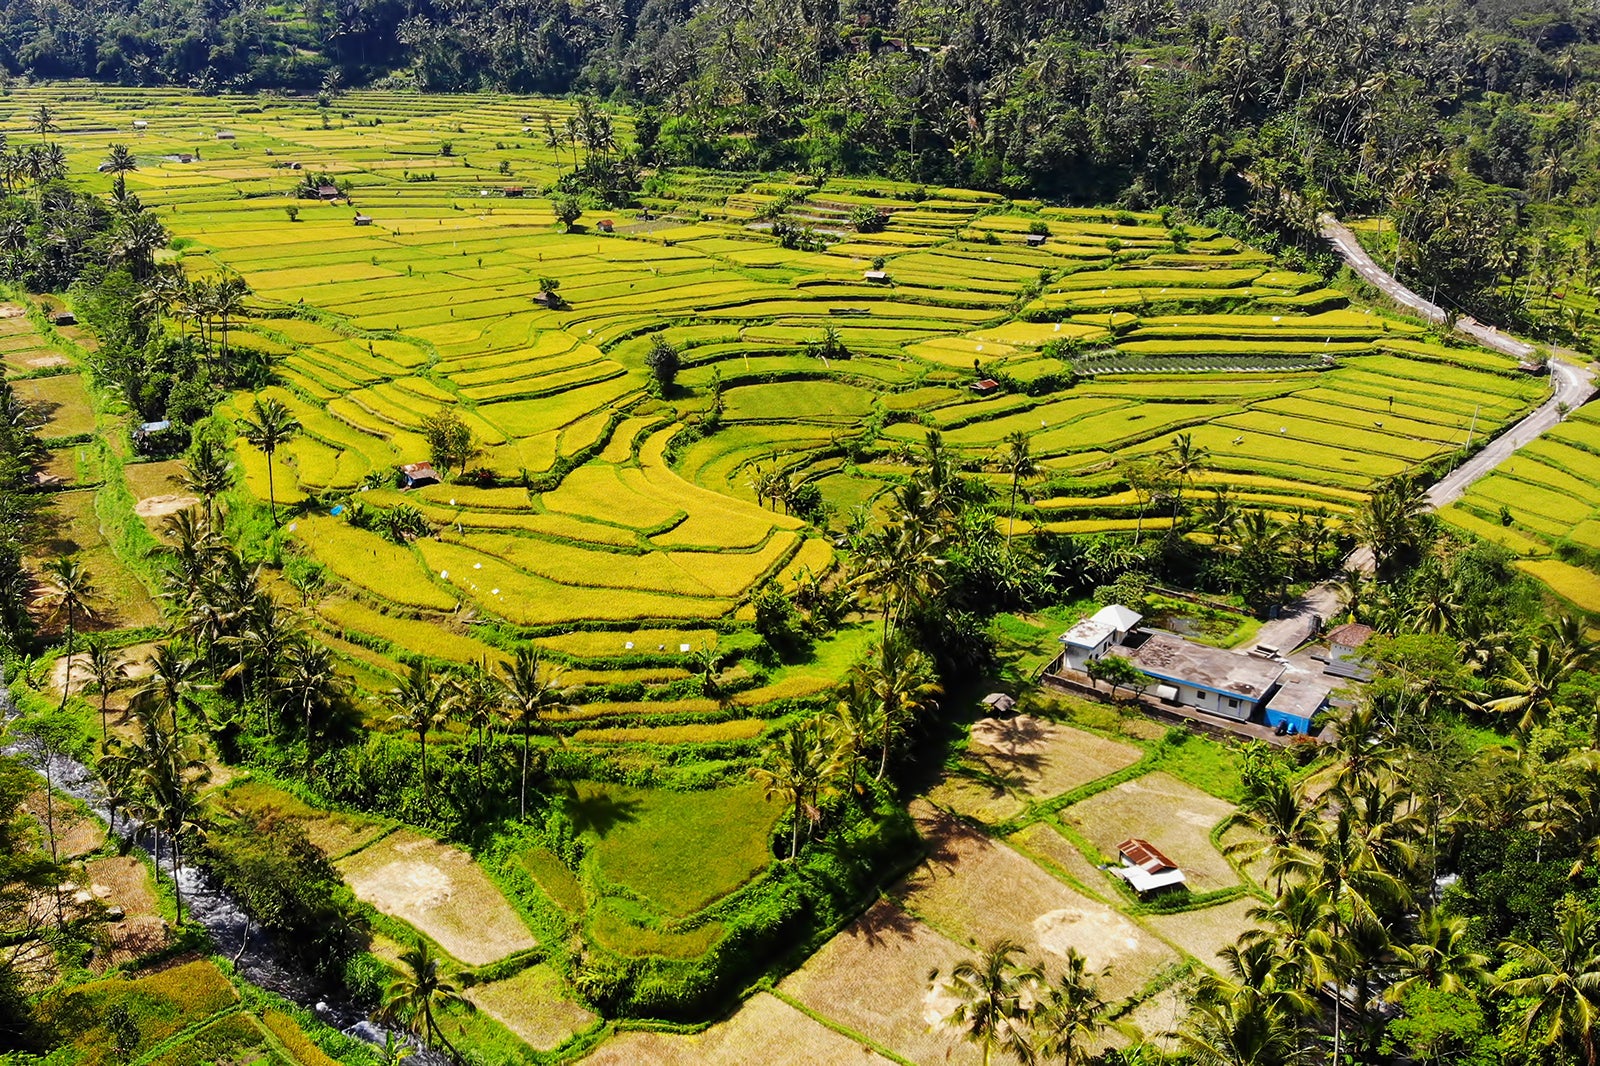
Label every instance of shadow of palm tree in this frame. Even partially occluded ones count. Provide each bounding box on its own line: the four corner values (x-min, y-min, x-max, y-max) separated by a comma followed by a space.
562, 788, 642, 838
857, 900, 921, 947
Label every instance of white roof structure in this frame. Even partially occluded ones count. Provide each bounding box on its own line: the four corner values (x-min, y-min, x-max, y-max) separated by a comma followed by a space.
1060, 617, 1116, 650
1091, 604, 1143, 633
1114, 839, 1186, 893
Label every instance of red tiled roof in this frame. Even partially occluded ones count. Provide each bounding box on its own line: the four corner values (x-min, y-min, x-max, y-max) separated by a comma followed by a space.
1118, 838, 1178, 873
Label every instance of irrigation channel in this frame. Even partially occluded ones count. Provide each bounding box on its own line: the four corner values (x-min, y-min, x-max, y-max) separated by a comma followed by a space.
0, 676, 446, 1065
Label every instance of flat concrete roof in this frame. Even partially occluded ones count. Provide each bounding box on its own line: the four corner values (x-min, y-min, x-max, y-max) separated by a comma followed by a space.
1265, 678, 1331, 718
1061, 618, 1116, 649
1132, 633, 1285, 699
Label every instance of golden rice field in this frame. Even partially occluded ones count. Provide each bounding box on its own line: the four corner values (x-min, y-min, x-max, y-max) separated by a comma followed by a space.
8, 85, 1553, 706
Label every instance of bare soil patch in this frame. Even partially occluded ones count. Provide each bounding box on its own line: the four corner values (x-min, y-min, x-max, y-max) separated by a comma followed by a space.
581, 991, 897, 1066
1122, 984, 1186, 1051
1060, 771, 1239, 892
134, 493, 200, 519
337, 829, 536, 966
466, 964, 596, 1052
777, 899, 988, 1066
899, 804, 1178, 1001
1142, 896, 1262, 972
969, 715, 1144, 799
22, 791, 104, 858
85, 856, 168, 970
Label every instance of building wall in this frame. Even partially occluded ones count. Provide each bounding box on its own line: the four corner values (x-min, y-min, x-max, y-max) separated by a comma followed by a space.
1061, 636, 1113, 672
1168, 683, 1254, 721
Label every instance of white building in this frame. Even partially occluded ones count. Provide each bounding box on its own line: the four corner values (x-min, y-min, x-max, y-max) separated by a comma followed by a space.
1057, 604, 1143, 672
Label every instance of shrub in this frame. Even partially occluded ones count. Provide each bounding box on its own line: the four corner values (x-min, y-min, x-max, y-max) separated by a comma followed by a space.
645, 335, 681, 394
848, 205, 888, 233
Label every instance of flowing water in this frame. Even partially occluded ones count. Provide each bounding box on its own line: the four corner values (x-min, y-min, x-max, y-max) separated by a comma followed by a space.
2, 678, 446, 1063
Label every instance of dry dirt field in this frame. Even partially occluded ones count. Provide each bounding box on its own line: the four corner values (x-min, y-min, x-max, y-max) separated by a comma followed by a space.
777, 898, 989, 1066
580, 992, 898, 1066
1060, 771, 1240, 891
1008, 822, 1117, 898
466, 964, 596, 1051
898, 805, 1178, 1001
927, 716, 1143, 823
83, 855, 166, 969
337, 829, 537, 966
1142, 896, 1262, 973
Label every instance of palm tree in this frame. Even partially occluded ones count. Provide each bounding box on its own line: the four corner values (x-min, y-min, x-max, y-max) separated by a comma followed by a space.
212, 275, 250, 372
448, 661, 501, 791
854, 513, 946, 650
1485, 637, 1577, 735
1034, 948, 1116, 1064
1178, 981, 1304, 1066
859, 637, 942, 780
1501, 901, 1600, 1066
498, 648, 566, 821
1387, 910, 1491, 1002
1162, 431, 1209, 521
103, 143, 138, 196
748, 716, 837, 860
935, 937, 1041, 1066
384, 663, 453, 806
1224, 775, 1324, 894
999, 429, 1038, 547
377, 939, 473, 1063
235, 396, 300, 527
279, 637, 343, 773
81, 637, 128, 743
35, 556, 98, 712
826, 671, 885, 796
179, 436, 235, 527
31, 104, 57, 143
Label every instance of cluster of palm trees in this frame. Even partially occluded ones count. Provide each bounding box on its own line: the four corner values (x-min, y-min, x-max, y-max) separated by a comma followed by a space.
139, 270, 255, 370
932, 941, 1119, 1066
379, 649, 569, 820
1178, 685, 1600, 1065
539, 99, 616, 177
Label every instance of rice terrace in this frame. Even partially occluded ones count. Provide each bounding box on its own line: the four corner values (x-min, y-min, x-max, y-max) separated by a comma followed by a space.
4, 75, 1598, 1066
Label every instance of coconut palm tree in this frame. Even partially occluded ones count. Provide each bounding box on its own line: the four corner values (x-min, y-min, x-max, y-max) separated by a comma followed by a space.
377, 939, 473, 1063
103, 143, 137, 199
279, 637, 343, 773
1501, 901, 1600, 1066
498, 647, 566, 821
211, 274, 250, 373
859, 637, 941, 781
448, 661, 501, 791
35, 556, 98, 713
235, 396, 300, 527
749, 715, 837, 860
853, 514, 946, 649
1224, 777, 1323, 894
826, 671, 885, 796
1034, 948, 1116, 1064
935, 937, 1041, 1066
1485, 637, 1578, 735
1162, 431, 1209, 521
1387, 910, 1491, 1002
999, 429, 1038, 548
384, 663, 453, 806
81, 636, 128, 743
178, 437, 235, 527
31, 104, 57, 143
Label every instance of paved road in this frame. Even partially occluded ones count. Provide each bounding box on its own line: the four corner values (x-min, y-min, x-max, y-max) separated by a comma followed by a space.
1318, 214, 1595, 509
1238, 218, 1597, 656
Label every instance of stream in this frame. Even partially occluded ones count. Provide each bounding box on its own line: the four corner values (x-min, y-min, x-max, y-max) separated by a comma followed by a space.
1, 677, 447, 1064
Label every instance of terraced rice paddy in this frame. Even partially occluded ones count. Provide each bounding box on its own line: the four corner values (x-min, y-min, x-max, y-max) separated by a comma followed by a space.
1435, 400, 1600, 610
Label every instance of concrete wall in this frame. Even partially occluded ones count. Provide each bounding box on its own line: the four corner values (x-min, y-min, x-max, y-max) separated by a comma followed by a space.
1171, 683, 1253, 721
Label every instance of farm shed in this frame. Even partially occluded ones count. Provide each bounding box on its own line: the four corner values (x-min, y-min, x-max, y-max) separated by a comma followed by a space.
401, 462, 440, 488
1263, 678, 1330, 736
597, 219, 615, 233
132, 120, 148, 130
1130, 634, 1285, 721
316, 184, 340, 200
1026, 233, 1048, 246
533, 291, 559, 308
863, 269, 889, 283
1057, 603, 1143, 672
215, 131, 235, 140
49, 311, 75, 326
970, 378, 1000, 395
1323, 622, 1375, 680
1113, 838, 1186, 894
980, 692, 1016, 715
353, 214, 374, 226
504, 186, 525, 197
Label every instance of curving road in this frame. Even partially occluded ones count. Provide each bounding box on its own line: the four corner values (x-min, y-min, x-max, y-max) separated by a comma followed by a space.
1318, 213, 1595, 509
1244, 218, 1596, 656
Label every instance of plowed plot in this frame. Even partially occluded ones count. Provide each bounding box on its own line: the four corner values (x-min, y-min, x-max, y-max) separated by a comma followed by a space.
927, 716, 1142, 823
1142, 896, 1261, 972
466, 964, 595, 1052
1059, 772, 1239, 892
581, 992, 895, 1065
337, 829, 536, 966
777, 899, 988, 1066
899, 805, 1177, 1000
83, 856, 165, 969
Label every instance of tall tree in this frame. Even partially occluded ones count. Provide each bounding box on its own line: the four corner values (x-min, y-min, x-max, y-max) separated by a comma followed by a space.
377, 939, 473, 1063
498, 648, 565, 822
1501, 901, 1600, 1066
35, 556, 98, 713
235, 396, 300, 527
935, 938, 1041, 1066
999, 429, 1038, 548
81, 636, 128, 743
749, 715, 837, 860
383, 663, 453, 806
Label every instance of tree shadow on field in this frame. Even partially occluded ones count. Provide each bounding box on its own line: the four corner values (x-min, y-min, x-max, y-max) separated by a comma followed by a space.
857, 900, 921, 948
562, 790, 642, 839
